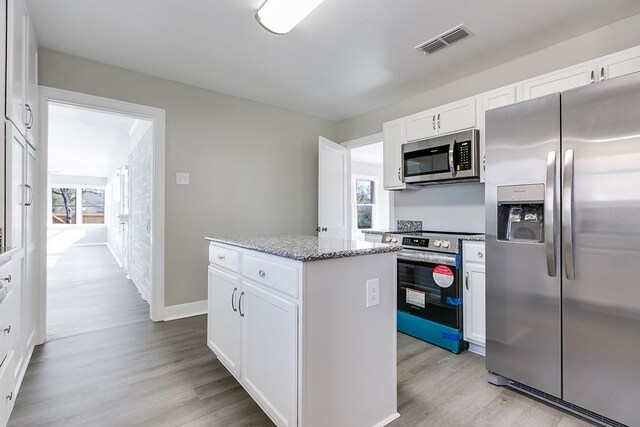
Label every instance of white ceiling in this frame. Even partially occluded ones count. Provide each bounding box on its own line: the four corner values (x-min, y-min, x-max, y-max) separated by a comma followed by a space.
48, 103, 149, 178
351, 142, 383, 166
28, 0, 640, 121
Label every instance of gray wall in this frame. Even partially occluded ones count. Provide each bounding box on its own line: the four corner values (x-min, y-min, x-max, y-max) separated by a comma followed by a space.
337, 14, 640, 233
337, 13, 640, 141
39, 49, 338, 307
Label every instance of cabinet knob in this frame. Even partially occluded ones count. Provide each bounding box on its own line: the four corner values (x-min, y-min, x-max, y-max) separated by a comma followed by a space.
397, 167, 401, 181
3, 325, 10, 334
437, 114, 441, 129
2, 275, 11, 284
432, 115, 436, 130
258, 269, 266, 278
6, 392, 12, 401
590, 70, 595, 84
600, 67, 605, 81
217, 255, 225, 261
477, 252, 484, 258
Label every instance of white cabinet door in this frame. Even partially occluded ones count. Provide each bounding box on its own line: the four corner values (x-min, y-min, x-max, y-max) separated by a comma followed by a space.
6, 0, 27, 136
405, 109, 437, 142
207, 266, 242, 378
463, 262, 486, 349
23, 147, 37, 350
598, 46, 640, 81
437, 98, 476, 135
383, 119, 406, 190
318, 137, 349, 239
478, 86, 517, 182
523, 62, 597, 100
6, 126, 26, 250
241, 280, 297, 427
24, 17, 38, 147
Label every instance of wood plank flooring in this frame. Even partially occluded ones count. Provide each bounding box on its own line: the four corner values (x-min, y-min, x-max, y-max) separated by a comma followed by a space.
9, 245, 593, 426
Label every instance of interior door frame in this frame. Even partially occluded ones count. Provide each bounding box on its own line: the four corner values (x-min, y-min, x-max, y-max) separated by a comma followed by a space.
341, 132, 395, 232
37, 86, 167, 343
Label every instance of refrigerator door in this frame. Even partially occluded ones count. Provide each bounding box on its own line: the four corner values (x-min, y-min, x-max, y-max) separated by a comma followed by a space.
562, 72, 640, 426
485, 94, 562, 397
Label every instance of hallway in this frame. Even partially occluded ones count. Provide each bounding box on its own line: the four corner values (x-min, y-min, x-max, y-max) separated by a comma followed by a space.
9, 246, 271, 426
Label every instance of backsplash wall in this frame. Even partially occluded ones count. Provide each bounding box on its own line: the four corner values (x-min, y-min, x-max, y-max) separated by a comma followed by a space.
394, 183, 485, 233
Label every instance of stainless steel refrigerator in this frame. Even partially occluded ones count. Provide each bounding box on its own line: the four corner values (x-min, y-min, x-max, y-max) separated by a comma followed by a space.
485, 71, 640, 427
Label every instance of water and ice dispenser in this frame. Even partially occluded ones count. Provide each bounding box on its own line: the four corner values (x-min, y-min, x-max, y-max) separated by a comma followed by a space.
496, 184, 545, 243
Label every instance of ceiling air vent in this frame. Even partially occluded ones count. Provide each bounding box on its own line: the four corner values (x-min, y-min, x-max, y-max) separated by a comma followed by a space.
415, 24, 473, 55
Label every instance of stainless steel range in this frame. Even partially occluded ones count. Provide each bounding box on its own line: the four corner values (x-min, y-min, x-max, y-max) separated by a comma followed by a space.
383, 231, 478, 353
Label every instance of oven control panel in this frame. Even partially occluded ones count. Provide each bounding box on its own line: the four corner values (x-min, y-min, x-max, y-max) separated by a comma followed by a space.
382, 233, 459, 254
402, 237, 429, 247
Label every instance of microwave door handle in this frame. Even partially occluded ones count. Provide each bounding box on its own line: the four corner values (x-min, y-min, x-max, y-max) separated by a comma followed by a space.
544, 151, 557, 277
449, 139, 457, 176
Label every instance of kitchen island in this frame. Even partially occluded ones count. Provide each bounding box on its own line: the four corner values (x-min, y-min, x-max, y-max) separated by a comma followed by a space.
205, 234, 401, 427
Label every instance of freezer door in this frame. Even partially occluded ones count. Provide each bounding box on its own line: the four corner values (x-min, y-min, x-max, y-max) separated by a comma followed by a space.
562, 72, 640, 426
485, 94, 562, 398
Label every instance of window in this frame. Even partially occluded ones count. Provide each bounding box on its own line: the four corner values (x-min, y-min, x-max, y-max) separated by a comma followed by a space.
355, 179, 375, 229
50, 186, 105, 225
81, 188, 105, 224
51, 188, 77, 224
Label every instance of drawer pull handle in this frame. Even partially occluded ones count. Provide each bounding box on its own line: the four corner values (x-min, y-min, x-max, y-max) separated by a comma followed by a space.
6, 392, 12, 401
258, 269, 266, 278
477, 252, 483, 258
217, 255, 225, 261
1, 275, 11, 284
3, 325, 10, 334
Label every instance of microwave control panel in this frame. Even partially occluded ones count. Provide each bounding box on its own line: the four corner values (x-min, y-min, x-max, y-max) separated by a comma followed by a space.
456, 141, 472, 171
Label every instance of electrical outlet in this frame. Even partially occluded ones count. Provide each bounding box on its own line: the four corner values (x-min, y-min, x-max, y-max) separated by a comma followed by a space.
366, 278, 379, 308
176, 172, 190, 185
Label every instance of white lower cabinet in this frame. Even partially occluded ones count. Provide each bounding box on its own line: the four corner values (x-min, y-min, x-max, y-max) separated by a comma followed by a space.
241, 280, 297, 427
207, 256, 298, 427
207, 266, 241, 377
463, 241, 486, 356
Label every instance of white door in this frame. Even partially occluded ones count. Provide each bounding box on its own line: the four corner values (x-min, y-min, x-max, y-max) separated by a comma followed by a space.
437, 98, 476, 135
6, 0, 27, 135
463, 263, 486, 347
207, 266, 242, 378
24, 17, 38, 147
318, 137, 350, 239
405, 108, 437, 142
599, 47, 640, 81
523, 62, 597, 100
121, 166, 129, 273
241, 280, 297, 427
24, 146, 37, 350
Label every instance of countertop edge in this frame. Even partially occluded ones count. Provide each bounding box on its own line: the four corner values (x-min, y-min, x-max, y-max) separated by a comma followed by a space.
0, 248, 19, 262
205, 236, 401, 262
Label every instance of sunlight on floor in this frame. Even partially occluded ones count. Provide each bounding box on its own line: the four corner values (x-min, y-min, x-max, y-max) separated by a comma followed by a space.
46, 230, 85, 267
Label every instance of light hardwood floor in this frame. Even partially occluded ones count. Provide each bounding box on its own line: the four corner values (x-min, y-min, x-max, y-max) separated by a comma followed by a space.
9, 246, 593, 426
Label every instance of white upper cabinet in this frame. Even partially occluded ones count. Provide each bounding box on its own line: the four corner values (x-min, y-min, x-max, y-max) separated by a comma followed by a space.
6, 0, 37, 145
522, 62, 598, 100
405, 98, 476, 143
6, 0, 27, 136
598, 46, 640, 81
405, 108, 437, 142
383, 118, 408, 190
24, 18, 38, 147
477, 85, 518, 182
437, 97, 476, 135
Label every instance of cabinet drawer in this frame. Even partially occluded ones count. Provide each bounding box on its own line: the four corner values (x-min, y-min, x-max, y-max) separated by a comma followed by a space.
0, 350, 16, 427
209, 244, 241, 273
0, 290, 16, 365
242, 255, 298, 299
463, 242, 485, 263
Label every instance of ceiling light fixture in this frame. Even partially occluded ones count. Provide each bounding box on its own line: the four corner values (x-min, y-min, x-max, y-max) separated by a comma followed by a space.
255, 0, 325, 35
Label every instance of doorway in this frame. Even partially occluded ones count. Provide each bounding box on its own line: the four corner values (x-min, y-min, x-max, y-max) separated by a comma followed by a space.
38, 87, 166, 343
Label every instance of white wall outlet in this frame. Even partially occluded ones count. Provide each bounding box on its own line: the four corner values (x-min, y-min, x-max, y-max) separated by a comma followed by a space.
366, 278, 380, 308
176, 172, 190, 185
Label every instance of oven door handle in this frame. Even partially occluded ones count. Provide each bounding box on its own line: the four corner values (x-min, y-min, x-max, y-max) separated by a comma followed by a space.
397, 251, 458, 267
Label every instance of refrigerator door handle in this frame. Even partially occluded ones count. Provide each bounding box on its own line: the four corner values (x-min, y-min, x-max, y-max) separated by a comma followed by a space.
545, 151, 557, 277
563, 149, 576, 280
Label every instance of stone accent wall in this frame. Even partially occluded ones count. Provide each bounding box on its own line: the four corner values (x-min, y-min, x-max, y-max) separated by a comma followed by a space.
128, 128, 152, 301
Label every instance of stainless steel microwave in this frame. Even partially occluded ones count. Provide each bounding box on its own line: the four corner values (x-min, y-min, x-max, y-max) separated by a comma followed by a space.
402, 129, 480, 185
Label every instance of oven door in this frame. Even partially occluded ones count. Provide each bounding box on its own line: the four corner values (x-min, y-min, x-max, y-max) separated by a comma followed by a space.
402, 142, 453, 183
397, 251, 461, 328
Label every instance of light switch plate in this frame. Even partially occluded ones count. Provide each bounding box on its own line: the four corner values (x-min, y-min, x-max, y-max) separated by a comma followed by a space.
176, 172, 190, 185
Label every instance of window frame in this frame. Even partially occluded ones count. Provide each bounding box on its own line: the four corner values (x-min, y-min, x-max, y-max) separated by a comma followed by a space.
351, 174, 379, 233
48, 184, 107, 227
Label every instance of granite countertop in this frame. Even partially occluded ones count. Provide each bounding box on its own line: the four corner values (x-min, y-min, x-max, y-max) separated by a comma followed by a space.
0, 247, 19, 261
205, 234, 401, 262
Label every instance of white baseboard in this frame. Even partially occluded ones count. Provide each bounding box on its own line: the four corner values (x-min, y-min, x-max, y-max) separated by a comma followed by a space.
71, 242, 107, 247
106, 243, 124, 268
468, 342, 486, 357
163, 300, 207, 321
